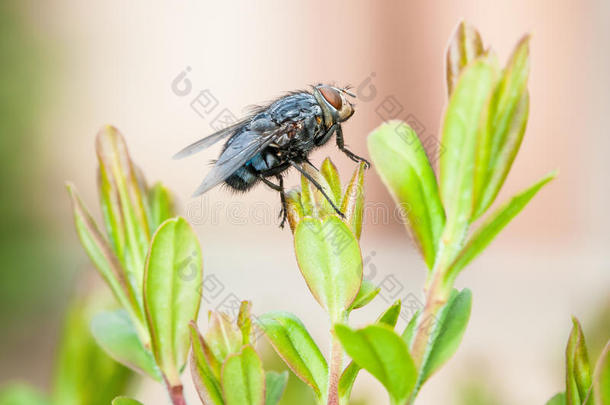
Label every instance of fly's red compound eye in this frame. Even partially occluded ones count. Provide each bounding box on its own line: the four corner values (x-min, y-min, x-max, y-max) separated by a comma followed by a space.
319, 86, 342, 110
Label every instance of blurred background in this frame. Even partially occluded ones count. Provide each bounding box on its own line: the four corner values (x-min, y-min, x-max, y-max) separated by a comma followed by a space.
1, 0, 609, 404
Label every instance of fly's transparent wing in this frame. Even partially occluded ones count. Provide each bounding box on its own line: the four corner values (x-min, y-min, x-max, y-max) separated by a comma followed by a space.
191, 129, 280, 196
172, 119, 248, 159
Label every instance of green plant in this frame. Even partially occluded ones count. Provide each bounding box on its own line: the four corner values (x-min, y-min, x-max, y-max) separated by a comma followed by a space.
56, 20, 565, 405
545, 318, 610, 405
65, 126, 288, 405
252, 21, 556, 405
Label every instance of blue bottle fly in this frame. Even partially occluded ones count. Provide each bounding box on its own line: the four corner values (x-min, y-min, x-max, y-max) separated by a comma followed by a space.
173, 84, 369, 227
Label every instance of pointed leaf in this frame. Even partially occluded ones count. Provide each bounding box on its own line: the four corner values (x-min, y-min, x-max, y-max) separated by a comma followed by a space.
238, 301, 253, 345
96, 126, 151, 295
566, 317, 593, 404
593, 342, 610, 405
90, 310, 161, 381
66, 184, 144, 336
147, 182, 174, 232
320, 158, 342, 203
339, 301, 402, 402
473, 37, 531, 219
446, 21, 485, 95
255, 312, 328, 398
265, 371, 288, 405
300, 164, 337, 218
144, 217, 203, 386
348, 280, 380, 311
285, 190, 304, 232
294, 217, 362, 321
189, 322, 224, 405
340, 162, 366, 239
447, 172, 556, 279
368, 121, 445, 269
335, 324, 417, 405
112, 398, 143, 405
418, 289, 472, 386
204, 311, 243, 364
439, 58, 496, 243
221, 345, 265, 405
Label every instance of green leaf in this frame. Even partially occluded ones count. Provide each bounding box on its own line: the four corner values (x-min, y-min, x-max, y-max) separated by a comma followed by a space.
285, 190, 305, 232
340, 162, 366, 239
401, 310, 420, 348
367, 121, 445, 269
446, 21, 485, 95
255, 312, 328, 398
265, 371, 289, 405
90, 310, 161, 381
111, 397, 143, 405
546, 393, 566, 405
473, 37, 531, 219
204, 311, 242, 366
147, 182, 174, 232
221, 345, 265, 405
143, 217, 203, 386
417, 289, 472, 387
189, 322, 224, 405
593, 342, 610, 405
335, 324, 416, 405
0, 384, 49, 405
294, 217, 362, 321
447, 172, 556, 280
439, 58, 496, 246
566, 317, 593, 405
348, 280, 380, 311
339, 301, 402, 402
66, 183, 146, 342
320, 157, 342, 203
96, 126, 151, 298
300, 163, 337, 218
238, 301, 253, 345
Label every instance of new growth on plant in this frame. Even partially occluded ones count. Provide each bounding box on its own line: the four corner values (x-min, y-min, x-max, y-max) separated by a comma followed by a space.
62, 21, 577, 405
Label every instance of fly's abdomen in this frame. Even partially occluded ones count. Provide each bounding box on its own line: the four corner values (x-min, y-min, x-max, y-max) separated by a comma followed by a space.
224, 165, 258, 191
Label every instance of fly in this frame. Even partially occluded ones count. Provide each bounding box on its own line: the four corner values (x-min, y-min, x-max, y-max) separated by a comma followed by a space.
173, 84, 370, 228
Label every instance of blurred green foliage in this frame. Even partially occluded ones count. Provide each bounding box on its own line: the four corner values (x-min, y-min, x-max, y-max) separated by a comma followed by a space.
0, 294, 135, 405
0, 1, 68, 332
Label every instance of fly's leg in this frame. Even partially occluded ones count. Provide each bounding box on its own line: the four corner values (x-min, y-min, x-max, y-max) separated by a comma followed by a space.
276, 175, 287, 228
259, 175, 288, 228
289, 160, 345, 218
335, 125, 371, 168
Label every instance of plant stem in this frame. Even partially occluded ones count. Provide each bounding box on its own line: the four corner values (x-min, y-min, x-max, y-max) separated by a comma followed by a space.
165, 381, 187, 405
409, 241, 454, 368
327, 331, 343, 405
409, 272, 450, 367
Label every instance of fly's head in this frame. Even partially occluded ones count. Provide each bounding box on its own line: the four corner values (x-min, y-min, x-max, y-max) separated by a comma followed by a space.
313, 84, 355, 126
